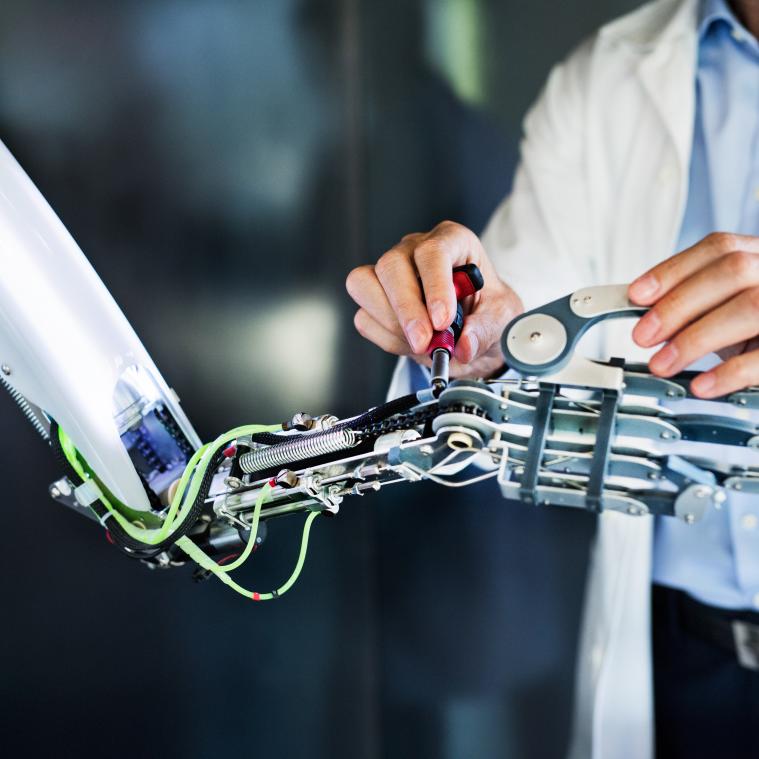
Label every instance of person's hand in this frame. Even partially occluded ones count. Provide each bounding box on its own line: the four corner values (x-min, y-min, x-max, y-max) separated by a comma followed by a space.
346, 221, 523, 379
628, 232, 759, 398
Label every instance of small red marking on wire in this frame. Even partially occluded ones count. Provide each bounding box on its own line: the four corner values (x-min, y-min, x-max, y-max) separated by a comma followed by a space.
269, 478, 276, 487
252, 592, 261, 601
217, 553, 240, 566
222, 445, 237, 458
105, 531, 114, 545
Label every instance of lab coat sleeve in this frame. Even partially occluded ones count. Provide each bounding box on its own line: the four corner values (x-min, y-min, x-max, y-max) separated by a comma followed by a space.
481, 40, 598, 311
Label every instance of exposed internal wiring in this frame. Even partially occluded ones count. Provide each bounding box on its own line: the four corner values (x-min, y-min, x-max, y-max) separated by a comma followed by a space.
56, 421, 320, 600
58, 423, 279, 544
176, 511, 320, 601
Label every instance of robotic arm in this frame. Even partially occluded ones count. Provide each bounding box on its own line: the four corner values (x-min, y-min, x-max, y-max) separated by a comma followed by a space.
2, 140, 756, 600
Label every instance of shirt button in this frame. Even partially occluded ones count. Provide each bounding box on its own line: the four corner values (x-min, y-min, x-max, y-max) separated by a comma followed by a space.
742, 514, 758, 531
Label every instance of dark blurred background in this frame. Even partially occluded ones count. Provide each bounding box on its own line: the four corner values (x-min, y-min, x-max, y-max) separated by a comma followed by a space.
0, 1, 638, 757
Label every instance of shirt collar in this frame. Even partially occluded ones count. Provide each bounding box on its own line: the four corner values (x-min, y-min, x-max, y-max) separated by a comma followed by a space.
699, 0, 752, 40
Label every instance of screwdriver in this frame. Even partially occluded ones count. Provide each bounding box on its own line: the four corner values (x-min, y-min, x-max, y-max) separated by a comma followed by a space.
427, 263, 484, 396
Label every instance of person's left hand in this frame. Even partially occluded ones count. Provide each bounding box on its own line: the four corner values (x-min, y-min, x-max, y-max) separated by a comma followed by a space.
628, 232, 759, 398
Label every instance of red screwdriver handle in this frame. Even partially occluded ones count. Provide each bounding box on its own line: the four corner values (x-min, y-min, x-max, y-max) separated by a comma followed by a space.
452, 263, 485, 301
427, 263, 484, 356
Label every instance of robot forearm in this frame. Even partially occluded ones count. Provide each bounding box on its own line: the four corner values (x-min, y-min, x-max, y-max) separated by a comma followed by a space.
2, 138, 756, 599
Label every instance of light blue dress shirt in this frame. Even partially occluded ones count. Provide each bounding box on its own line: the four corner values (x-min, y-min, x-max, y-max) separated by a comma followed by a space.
652, 0, 759, 609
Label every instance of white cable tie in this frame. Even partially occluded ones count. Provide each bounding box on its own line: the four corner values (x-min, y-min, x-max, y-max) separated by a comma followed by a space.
98, 510, 114, 527
74, 479, 103, 507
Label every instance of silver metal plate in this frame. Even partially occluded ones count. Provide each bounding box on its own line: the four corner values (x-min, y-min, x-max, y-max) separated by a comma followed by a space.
505, 313, 567, 367
569, 284, 646, 318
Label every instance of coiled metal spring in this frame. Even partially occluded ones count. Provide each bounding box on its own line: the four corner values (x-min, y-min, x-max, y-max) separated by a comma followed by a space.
0, 373, 49, 440
239, 428, 358, 474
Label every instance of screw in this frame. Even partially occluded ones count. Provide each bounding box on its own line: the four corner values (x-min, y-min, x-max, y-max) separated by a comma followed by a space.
583, 296, 592, 304
1, 365, 10, 376
529, 331, 542, 343
660, 431, 673, 439
685, 513, 695, 524
49, 486, 60, 498
694, 485, 712, 499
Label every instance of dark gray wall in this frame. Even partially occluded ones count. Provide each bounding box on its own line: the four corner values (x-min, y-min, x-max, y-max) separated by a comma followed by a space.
0, 1, 639, 757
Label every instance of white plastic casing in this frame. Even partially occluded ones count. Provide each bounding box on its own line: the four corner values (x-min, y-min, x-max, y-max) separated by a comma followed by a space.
0, 140, 201, 511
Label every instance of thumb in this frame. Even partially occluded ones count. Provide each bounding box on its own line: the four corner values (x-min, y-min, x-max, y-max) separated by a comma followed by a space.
454, 287, 522, 364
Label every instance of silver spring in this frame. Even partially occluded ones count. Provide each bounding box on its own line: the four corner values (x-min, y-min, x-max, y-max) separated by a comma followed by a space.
0, 374, 50, 440
239, 428, 358, 474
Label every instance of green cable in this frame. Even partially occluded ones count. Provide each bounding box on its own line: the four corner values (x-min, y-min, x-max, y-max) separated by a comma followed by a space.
216, 482, 273, 573
175, 510, 320, 601
57, 421, 320, 600
58, 423, 280, 544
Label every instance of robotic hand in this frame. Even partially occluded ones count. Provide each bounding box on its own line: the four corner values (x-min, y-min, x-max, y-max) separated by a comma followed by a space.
2, 140, 757, 600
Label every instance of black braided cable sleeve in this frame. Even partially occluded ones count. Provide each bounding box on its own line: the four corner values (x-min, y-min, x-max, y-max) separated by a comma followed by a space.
247, 393, 420, 446
49, 420, 215, 560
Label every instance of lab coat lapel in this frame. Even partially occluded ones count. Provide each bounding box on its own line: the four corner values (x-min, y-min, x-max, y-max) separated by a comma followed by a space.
636, 37, 698, 189
577, 5, 699, 759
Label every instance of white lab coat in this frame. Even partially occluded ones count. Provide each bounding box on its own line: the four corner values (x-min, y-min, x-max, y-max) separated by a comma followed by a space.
388, 1, 701, 756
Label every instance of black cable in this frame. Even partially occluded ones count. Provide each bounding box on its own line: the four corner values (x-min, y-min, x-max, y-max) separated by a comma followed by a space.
49, 420, 214, 560
247, 403, 439, 481
248, 393, 420, 446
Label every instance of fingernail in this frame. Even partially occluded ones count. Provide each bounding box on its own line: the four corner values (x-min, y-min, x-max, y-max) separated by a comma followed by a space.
429, 301, 448, 330
633, 311, 661, 346
629, 273, 659, 301
650, 343, 678, 374
405, 319, 427, 353
692, 373, 716, 396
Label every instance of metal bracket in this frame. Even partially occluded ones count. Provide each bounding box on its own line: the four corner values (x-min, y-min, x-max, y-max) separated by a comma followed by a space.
502, 284, 647, 381
519, 383, 556, 504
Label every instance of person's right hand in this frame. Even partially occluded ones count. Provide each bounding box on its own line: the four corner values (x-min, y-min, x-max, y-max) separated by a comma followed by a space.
346, 221, 523, 379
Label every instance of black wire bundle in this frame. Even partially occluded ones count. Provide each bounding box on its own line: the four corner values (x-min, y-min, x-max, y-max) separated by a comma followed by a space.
49, 420, 215, 560
247, 393, 420, 446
